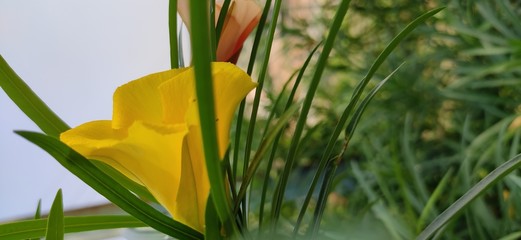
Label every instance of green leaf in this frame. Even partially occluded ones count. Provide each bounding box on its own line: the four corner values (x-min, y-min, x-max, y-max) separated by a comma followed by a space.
45, 189, 64, 240
91, 161, 157, 203
28, 200, 42, 240
15, 131, 203, 240
0, 215, 147, 240
169, 0, 179, 69
189, 0, 238, 236
293, 7, 445, 234
0, 55, 69, 137
258, 43, 321, 233
205, 195, 223, 240
234, 104, 300, 210
416, 153, 521, 240
307, 64, 403, 237
232, 0, 272, 201
352, 162, 412, 239
241, 0, 282, 227
34, 200, 42, 220
416, 168, 454, 233
215, 0, 232, 45
271, 0, 352, 229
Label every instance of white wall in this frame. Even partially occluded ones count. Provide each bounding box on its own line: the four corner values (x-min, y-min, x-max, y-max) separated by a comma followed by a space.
0, 0, 189, 221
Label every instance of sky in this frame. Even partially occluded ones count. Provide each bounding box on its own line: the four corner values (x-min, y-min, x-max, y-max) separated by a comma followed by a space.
0, 0, 189, 221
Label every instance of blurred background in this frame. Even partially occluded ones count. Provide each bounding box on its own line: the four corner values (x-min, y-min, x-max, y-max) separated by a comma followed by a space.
250, 0, 521, 238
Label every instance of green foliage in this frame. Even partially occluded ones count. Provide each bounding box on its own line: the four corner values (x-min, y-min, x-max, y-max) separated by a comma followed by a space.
189, 0, 239, 236
15, 131, 202, 240
45, 189, 64, 240
2, 0, 521, 239
267, 0, 521, 239
0, 215, 146, 240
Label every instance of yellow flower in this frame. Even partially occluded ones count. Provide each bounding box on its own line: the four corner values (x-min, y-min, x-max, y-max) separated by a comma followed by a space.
178, 0, 262, 63
60, 62, 257, 232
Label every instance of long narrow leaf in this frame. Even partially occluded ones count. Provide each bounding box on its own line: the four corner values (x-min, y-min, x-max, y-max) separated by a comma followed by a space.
417, 153, 521, 240
235, 104, 300, 211
271, 0, 352, 229
205, 196, 223, 240
28, 200, 42, 240
344, 64, 404, 138
241, 0, 283, 226
0, 215, 146, 240
308, 64, 403, 236
416, 168, 454, 233
91, 161, 157, 203
215, 0, 232, 45
0, 55, 69, 137
189, 0, 238, 235
15, 131, 202, 240
169, 0, 179, 69
232, 0, 272, 188
258, 43, 321, 232
294, 8, 444, 233
45, 189, 64, 240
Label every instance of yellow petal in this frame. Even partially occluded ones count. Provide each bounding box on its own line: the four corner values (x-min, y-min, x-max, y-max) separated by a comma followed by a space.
112, 68, 188, 129
209, 62, 258, 157
158, 62, 256, 231
158, 70, 195, 125
173, 134, 206, 232
60, 120, 188, 225
163, 62, 257, 157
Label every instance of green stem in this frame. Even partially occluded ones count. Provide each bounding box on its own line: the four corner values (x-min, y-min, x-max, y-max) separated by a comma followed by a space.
241, 0, 282, 227
169, 0, 179, 69
189, 0, 238, 236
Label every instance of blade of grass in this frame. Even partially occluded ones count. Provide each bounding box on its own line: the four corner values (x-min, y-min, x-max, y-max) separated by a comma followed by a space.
209, 0, 217, 61
498, 0, 521, 35
232, 0, 272, 183
293, 7, 444, 233
215, 0, 232, 45
509, 128, 521, 159
307, 161, 335, 239
205, 195, 223, 240
189, 0, 238, 236
476, 1, 515, 39
240, 0, 282, 227
29, 199, 42, 240
352, 162, 412, 240
402, 113, 429, 203
270, 0, 352, 230
416, 153, 521, 240
45, 189, 64, 240
257, 43, 320, 233
0, 215, 146, 240
308, 64, 402, 237
16, 131, 202, 240
169, 0, 179, 69
246, 0, 272, 75
416, 168, 453, 233
34, 200, 42, 220
260, 42, 321, 143
259, 71, 296, 141
0, 55, 69, 137
235, 104, 300, 211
